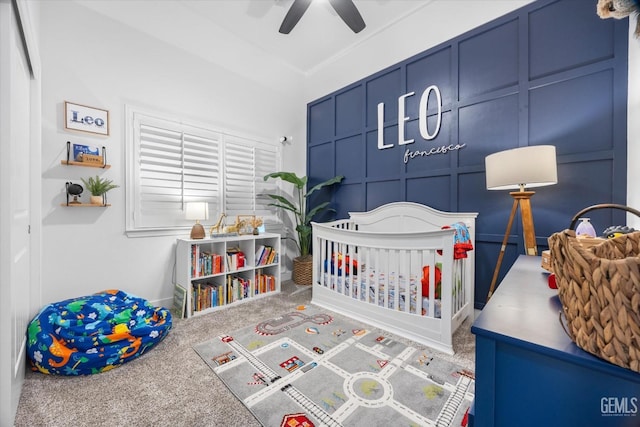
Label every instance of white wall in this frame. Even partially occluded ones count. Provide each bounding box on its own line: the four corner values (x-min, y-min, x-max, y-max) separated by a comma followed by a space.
38, 1, 305, 306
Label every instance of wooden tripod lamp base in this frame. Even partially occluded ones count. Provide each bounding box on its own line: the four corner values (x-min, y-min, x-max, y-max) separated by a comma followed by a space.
512, 191, 538, 256
487, 191, 538, 302
486, 190, 537, 302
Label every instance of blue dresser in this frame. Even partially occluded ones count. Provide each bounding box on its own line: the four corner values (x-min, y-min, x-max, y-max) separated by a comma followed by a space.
471, 255, 640, 427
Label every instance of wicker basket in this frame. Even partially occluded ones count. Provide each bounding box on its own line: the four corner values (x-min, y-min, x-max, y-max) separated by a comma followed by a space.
548, 204, 640, 372
292, 256, 313, 286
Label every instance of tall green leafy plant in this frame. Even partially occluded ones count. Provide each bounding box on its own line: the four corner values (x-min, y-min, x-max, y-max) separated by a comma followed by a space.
263, 172, 343, 259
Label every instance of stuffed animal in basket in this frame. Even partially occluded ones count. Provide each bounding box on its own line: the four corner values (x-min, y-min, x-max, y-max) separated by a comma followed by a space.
596, 0, 640, 36
602, 224, 636, 238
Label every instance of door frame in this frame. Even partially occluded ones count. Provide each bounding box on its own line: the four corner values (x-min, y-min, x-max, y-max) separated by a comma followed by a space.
0, 0, 41, 425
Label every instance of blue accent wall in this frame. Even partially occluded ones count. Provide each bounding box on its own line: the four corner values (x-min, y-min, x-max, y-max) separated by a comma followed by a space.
306, 0, 629, 308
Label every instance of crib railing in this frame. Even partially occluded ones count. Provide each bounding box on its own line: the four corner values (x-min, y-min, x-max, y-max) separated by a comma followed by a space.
312, 219, 467, 322
310, 205, 476, 354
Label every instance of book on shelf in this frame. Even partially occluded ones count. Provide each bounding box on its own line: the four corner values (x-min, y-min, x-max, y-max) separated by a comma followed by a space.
191, 245, 198, 277
72, 143, 100, 161
197, 251, 223, 276
255, 270, 276, 294
223, 275, 254, 303
226, 247, 245, 271
192, 281, 225, 312
266, 248, 277, 265
255, 245, 277, 266
257, 246, 268, 265
255, 245, 265, 264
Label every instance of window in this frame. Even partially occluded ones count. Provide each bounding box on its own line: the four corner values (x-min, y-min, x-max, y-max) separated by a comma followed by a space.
126, 107, 280, 236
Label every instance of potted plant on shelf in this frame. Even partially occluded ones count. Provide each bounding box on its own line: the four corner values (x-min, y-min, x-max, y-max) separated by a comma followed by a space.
263, 172, 343, 285
81, 175, 119, 205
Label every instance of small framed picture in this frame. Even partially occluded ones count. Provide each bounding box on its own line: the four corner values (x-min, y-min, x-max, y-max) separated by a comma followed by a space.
172, 284, 187, 319
64, 101, 109, 136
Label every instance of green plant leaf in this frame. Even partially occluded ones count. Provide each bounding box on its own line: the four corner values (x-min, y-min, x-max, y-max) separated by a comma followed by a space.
263, 172, 342, 257
265, 194, 298, 213
80, 175, 119, 196
306, 175, 344, 198
263, 172, 306, 189
305, 202, 332, 225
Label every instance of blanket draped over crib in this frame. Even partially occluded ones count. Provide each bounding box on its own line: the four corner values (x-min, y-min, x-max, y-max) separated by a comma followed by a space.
26, 289, 172, 375
444, 222, 474, 259
311, 202, 477, 354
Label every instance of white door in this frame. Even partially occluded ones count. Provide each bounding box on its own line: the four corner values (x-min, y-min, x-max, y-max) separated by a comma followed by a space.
0, 1, 36, 424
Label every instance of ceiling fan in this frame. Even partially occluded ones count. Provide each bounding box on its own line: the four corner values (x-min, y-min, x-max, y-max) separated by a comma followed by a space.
279, 0, 366, 34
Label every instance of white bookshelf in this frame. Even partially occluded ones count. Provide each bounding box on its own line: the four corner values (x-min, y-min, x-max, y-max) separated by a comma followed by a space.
175, 233, 281, 318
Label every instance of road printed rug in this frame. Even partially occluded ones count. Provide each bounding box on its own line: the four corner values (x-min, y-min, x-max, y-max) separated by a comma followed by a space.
193, 306, 474, 427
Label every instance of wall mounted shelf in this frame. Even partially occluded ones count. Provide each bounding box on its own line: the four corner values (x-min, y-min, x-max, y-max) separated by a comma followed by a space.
59, 203, 111, 207
63, 182, 112, 207
61, 160, 111, 169
63, 141, 109, 168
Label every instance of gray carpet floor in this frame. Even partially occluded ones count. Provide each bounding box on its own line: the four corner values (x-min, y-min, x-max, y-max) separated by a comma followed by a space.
13, 281, 475, 427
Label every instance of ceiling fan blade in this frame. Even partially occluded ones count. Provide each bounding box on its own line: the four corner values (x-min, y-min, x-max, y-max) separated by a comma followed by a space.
328, 0, 366, 33
279, 0, 313, 34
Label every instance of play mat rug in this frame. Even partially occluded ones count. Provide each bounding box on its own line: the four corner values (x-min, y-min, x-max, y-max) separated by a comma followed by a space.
193, 306, 474, 427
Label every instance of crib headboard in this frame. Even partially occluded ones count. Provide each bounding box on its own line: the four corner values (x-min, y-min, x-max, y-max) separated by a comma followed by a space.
348, 202, 477, 233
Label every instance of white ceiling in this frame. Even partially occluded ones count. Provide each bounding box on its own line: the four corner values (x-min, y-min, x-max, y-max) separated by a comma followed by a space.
76, 0, 437, 76
72, 0, 535, 99
180, 0, 435, 75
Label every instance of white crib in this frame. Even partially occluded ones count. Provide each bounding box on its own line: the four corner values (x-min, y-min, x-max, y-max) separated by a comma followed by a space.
311, 202, 477, 355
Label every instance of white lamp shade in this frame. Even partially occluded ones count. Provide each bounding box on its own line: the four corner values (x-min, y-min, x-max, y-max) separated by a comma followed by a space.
185, 202, 209, 221
485, 145, 557, 190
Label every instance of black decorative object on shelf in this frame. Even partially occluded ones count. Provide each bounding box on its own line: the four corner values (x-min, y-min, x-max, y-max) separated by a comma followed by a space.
65, 182, 83, 205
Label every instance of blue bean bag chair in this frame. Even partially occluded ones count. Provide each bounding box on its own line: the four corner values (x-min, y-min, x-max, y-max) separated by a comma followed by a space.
26, 289, 172, 375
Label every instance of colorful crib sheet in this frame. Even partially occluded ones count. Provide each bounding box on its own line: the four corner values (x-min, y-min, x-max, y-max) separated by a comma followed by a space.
322, 271, 443, 318
26, 289, 172, 375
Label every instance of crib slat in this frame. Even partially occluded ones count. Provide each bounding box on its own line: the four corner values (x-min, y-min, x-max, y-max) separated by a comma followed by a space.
428, 250, 435, 319
392, 249, 399, 312
401, 250, 409, 314
364, 247, 371, 303
348, 244, 355, 300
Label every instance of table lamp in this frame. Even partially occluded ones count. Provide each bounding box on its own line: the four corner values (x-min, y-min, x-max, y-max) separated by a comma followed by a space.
185, 202, 208, 239
485, 145, 557, 301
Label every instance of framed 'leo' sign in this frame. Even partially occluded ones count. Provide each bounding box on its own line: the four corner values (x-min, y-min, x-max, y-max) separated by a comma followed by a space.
64, 101, 110, 136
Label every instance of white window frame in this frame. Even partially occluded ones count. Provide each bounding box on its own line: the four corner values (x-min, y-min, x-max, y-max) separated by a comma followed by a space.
125, 105, 281, 237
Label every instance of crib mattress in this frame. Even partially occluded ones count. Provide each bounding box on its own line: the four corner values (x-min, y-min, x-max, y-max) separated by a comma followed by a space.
322, 272, 442, 318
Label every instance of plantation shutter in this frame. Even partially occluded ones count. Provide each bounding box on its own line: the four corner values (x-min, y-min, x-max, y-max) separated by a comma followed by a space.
223, 136, 279, 223
224, 137, 255, 216
254, 145, 279, 222
133, 113, 220, 229
127, 107, 280, 234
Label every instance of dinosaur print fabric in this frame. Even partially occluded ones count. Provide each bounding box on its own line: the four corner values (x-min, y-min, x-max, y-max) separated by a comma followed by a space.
26, 289, 172, 375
